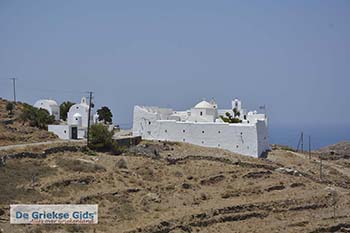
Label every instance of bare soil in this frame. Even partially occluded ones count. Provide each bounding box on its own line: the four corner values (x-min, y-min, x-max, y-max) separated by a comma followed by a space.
0, 98, 57, 146
0, 141, 350, 233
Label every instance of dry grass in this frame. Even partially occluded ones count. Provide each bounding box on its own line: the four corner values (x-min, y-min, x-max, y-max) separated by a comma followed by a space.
1, 141, 350, 233
0, 98, 58, 147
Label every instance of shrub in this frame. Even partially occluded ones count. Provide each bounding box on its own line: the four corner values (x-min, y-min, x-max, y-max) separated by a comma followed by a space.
116, 158, 128, 169
88, 124, 113, 151
19, 104, 55, 129
220, 111, 242, 123
6, 102, 14, 116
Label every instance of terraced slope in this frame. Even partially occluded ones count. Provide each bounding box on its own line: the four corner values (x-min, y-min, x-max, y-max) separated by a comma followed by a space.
0, 141, 350, 232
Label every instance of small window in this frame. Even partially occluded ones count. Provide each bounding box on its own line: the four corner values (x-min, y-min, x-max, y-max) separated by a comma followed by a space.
165, 129, 167, 133
218, 130, 221, 134
200, 111, 203, 116
148, 121, 151, 125
202, 141, 204, 144
244, 115, 247, 120
64, 130, 66, 133
236, 145, 239, 148
240, 132, 243, 135
183, 129, 185, 133
183, 138, 185, 142
76, 118, 78, 121
202, 130, 205, 134
76, 106, 79, 109
218, 144, 220, 147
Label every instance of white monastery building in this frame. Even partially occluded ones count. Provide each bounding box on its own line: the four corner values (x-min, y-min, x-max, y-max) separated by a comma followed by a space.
47, 97, 96, 139
34, 99, 60, 121
133, 99, 269, 158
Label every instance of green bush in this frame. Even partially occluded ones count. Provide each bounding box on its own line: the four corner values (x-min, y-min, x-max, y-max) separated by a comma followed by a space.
6, 102, 14, 116
88, 124, 114, 151
220, 111, 242, 123
60, 101, 75, 121
19, 104, 55, 129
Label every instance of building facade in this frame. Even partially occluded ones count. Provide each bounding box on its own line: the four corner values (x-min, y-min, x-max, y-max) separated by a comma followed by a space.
133, 99, 269, 158
48, 97, 95, 139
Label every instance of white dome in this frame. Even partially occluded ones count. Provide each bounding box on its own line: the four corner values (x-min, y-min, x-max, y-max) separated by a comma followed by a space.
34, 99, 58, 107
194, 100, 214, 109
46, 100, 58, 106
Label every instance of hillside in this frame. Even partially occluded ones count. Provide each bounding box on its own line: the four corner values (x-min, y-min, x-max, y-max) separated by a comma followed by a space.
1, 141, 350, 232
315, 142, 350, 160
0, 98, 57, 146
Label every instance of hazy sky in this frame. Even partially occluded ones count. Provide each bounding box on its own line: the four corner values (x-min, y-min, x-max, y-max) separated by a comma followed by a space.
0, 1, 349, 128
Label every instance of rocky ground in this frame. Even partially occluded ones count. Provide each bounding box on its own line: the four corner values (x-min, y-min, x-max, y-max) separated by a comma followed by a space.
0, 98, 57, 146
1, 141, 350, 233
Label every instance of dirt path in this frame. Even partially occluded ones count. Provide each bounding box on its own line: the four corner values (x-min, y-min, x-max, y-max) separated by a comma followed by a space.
0, 139, 85, 151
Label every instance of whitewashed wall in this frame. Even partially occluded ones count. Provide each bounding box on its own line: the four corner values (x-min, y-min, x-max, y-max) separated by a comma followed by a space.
48, 125, 71, 139
133, 106, 269, 157
67, 104, 92, 128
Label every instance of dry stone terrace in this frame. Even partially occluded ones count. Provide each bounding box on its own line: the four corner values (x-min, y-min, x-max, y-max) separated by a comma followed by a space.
1, 140, 350, 232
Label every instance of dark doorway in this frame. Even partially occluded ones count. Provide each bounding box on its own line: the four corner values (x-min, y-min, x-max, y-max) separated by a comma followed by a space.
71, 127, 78, 139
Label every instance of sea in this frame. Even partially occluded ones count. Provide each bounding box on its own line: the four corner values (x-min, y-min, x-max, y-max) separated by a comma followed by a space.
269, 124, 350, 150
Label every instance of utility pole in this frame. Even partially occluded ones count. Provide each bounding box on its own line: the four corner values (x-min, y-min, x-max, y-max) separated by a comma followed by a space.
297, 131, 304, 152
9, 78, 17, 103
301, 132, 304, 152
309, 135, 311, 160
87, 91, 93, 148
320, 157, 323, 180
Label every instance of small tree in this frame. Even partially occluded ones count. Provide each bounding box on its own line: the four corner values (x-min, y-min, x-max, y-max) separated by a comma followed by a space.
97, 106, 113, 124
60, 101, 75, 121
89, 124, 114, 151
36, 109, 55, 129
6, 102, 14, 116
